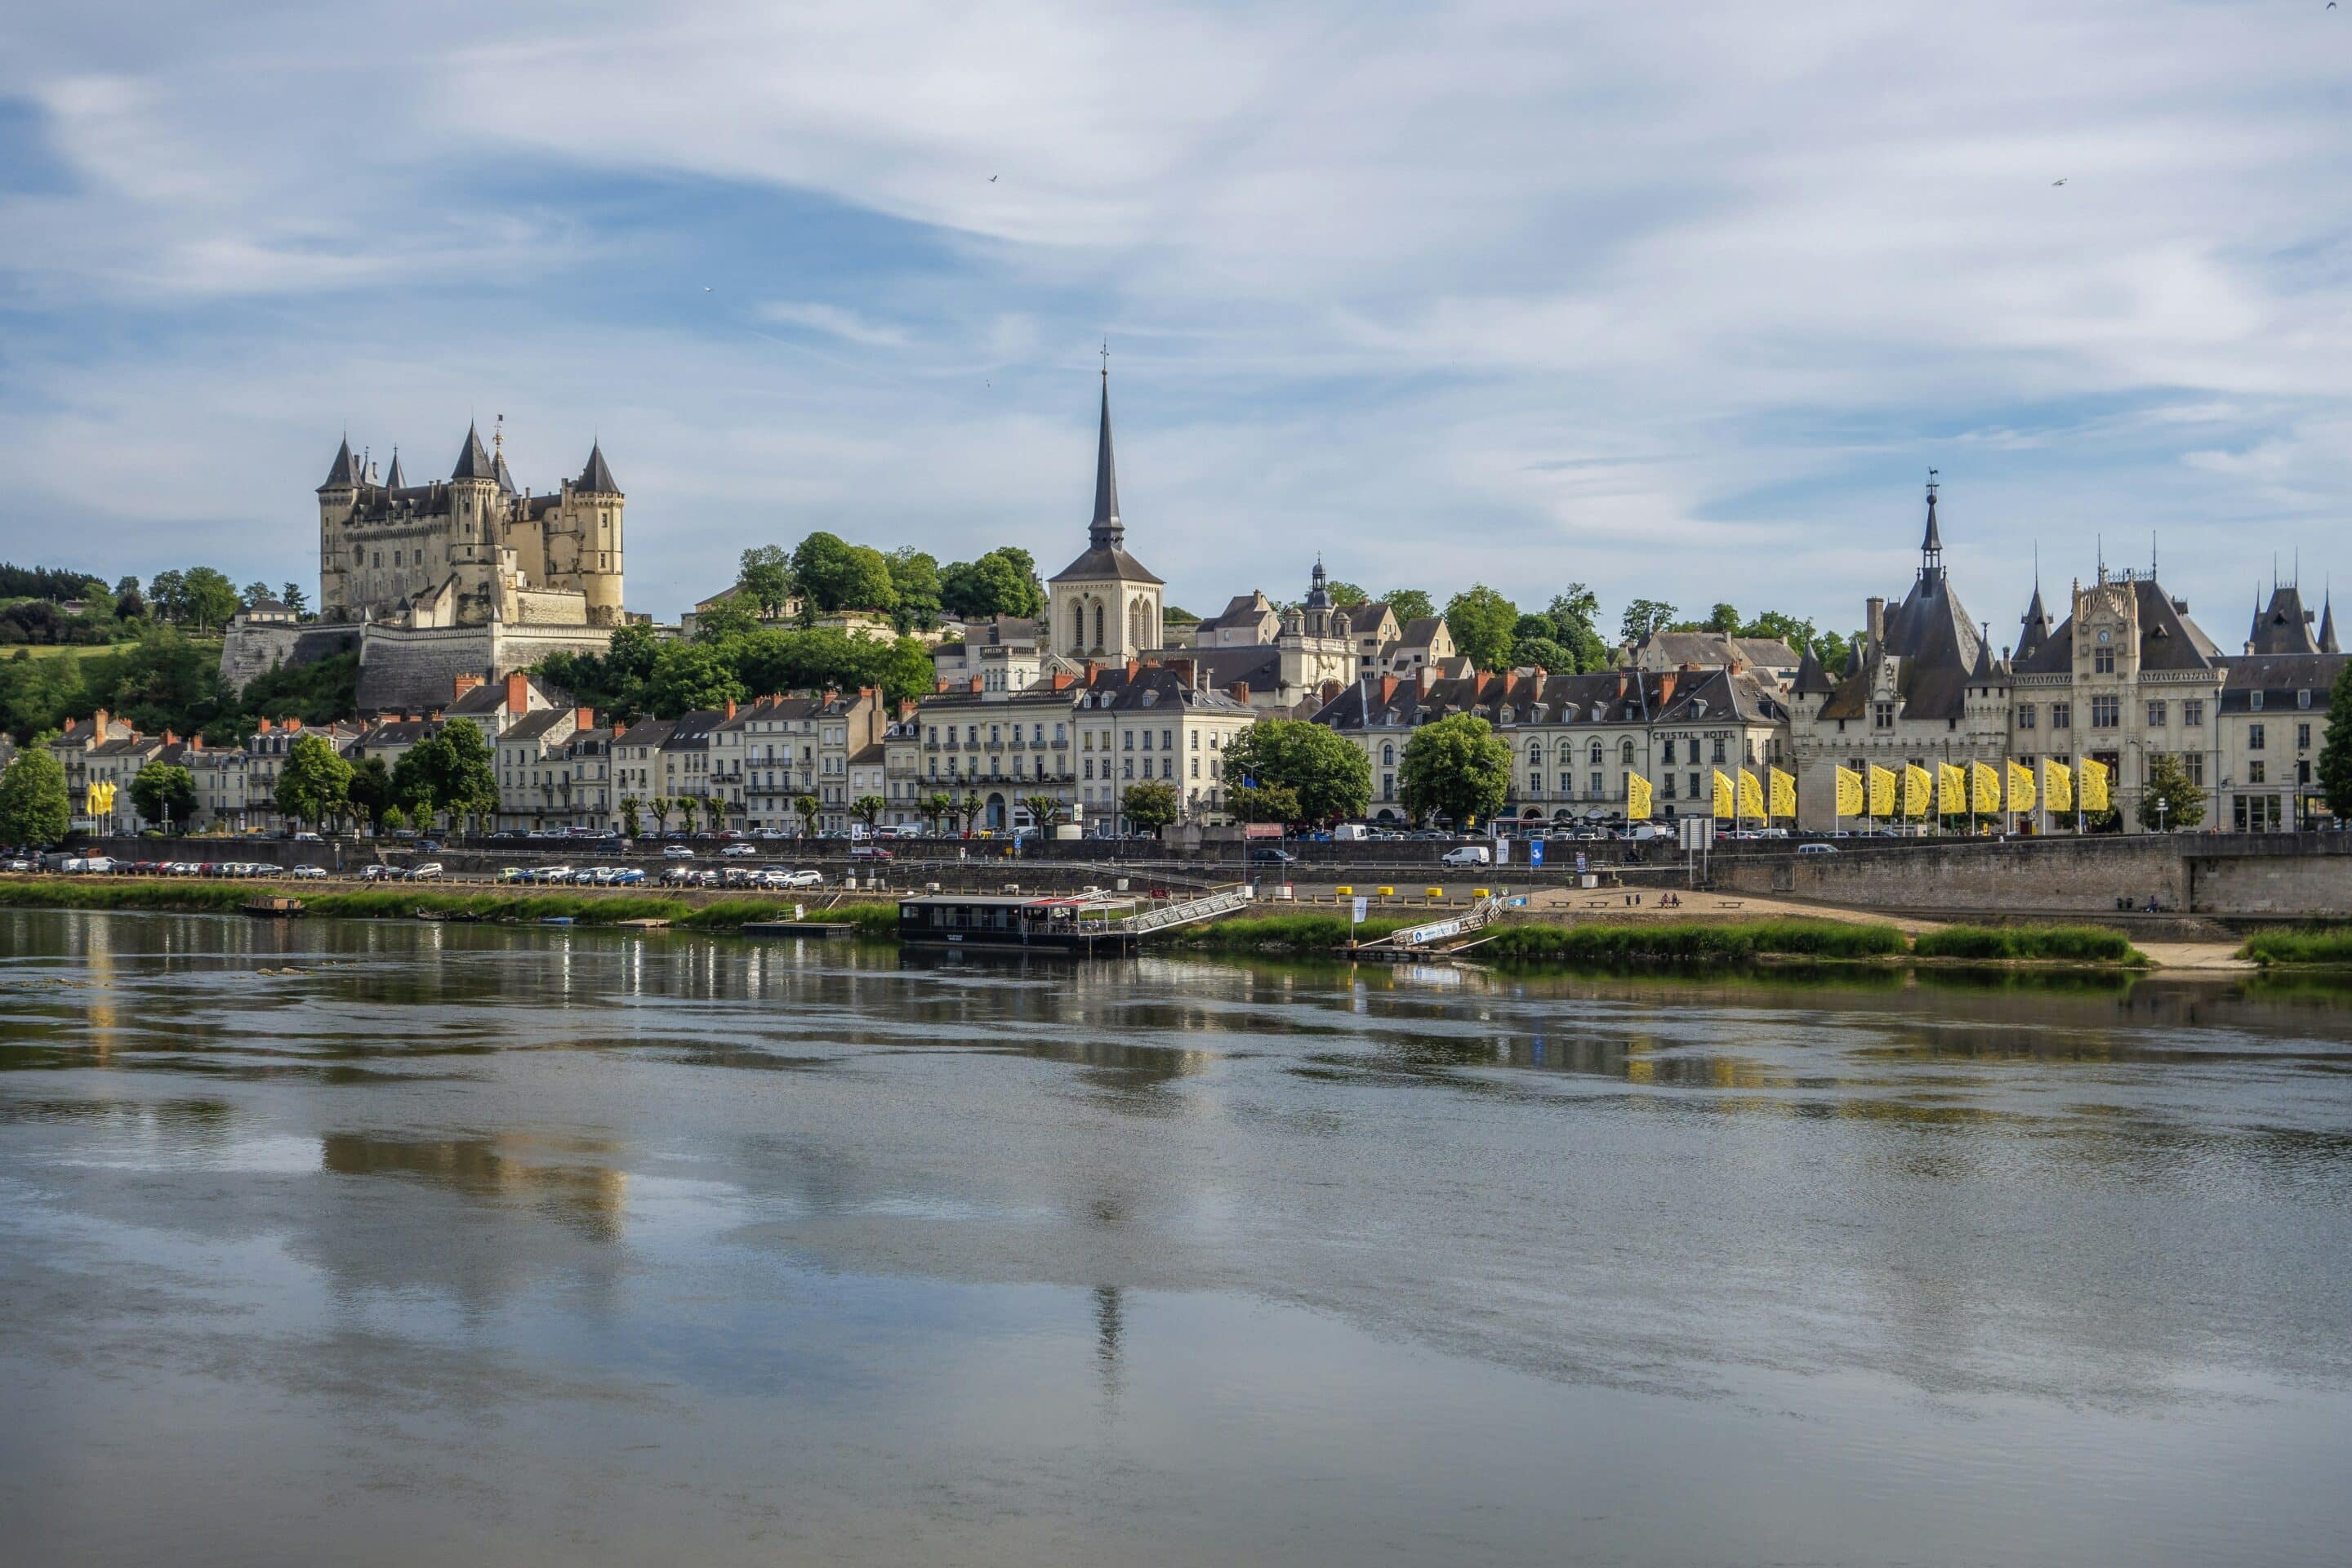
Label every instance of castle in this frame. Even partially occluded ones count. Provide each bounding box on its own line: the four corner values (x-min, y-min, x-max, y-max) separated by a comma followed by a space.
223, 421, 628, 714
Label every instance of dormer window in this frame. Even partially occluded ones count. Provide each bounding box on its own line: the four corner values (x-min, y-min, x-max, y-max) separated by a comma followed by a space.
2298, 689, 2312, 709
2251, 691, 2264, 711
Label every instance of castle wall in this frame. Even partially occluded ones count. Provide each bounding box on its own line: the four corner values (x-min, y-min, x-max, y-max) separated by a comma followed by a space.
217, 621, 362, 693
355, 621, 615, 715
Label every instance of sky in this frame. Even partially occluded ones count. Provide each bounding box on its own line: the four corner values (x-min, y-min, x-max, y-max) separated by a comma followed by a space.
2, 1, 2349, 649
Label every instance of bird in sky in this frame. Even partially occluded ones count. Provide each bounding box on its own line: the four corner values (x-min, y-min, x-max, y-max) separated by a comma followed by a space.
2052, 177, 2067, 186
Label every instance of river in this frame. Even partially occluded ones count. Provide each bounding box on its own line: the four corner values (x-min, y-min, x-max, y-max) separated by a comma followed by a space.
2, 909, 2349, 1566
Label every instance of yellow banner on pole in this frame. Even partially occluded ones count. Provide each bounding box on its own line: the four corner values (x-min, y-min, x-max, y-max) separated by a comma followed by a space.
2078, 757, 2109, 813
1937, 762, 1967, 817
1834, 767, 1864, 817
1867, 764, 1896, 818
1627, 773, 1652, 821
1970, 760, 2001, 814
1902, 764, 1932, 818
1738, 768, 1766, 822
1768, 766, 1797, 820
2007, 760, 2036, 814
2042, 758, 2074, 813
1712, 770, 1735, 820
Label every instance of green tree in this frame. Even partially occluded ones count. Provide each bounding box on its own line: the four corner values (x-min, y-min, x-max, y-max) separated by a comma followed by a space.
272, 732, 353, 830
381, 804, 410, 834
1323, 580, 1369, 608
1739, 609, 1818, 653
645, 641, 749, 717
1020, 793, 1062, 835
241, 581, 274, 609
1703, 602, 1740, 633
1223, 720, 1372, 826
1619, 598, 1677, 647
389, 719, 497, 830
146, 569, 186, 623
619, 796, 642, 839
1161, 604, 1200, 628
179, 568, 241, 631
791, 532, 898, 613
1399, 713, 1511, 828
347, 755, 394, 833
1383, 588, 1436, 625
1120, 778, 1181, 835
649, 796, 672, 834
1444, 585, 1519, 671
677, 796, 700, 835
2138, 752, 2206, 831
2322, 662, 2352, 821
923, 791, 956, 835
280, 582, 308, 617
737, 545, 795, 619
692, 599, 762, 643
1229, 782, 1302, 825
939, 548, 1045, 621
853, 794, 886, 834
131, 762, 197, 830
1509, 635, 1575, 672
885, 548, 943, 631
0, 746, 71, 846
956, 791, 986, 835
795, 793, 821, 837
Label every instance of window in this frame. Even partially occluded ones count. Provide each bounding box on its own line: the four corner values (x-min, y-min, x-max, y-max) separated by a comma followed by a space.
1383, 773, 1395, 797
1589, 741, 1603, 766
2093, 646, 2115, 675
2183, 700, 2204, 727
2090, 696, 2120, 729
2251, 691, 2264, 711
1619, 739, 1635, 764
2249, 723, 2265, 751
1191, 759, 1200, 778
1161, 728, 1173, 751
1710, 737, 1726, 764
1590, 771, 1603, 796
1122, 731, 1134, 751
2051, 702, 2071, 730
1661, 737, 1677, 765
2019, 704, 2037, 730
1382, 742, 1395, 765
1873, 702, 1895, 730
2299, 723, 2312, 750
2146, 701, 2166, 728
2249, 760, 2266, 784
1083, 759, 1094, 780
1160, 758, 1173, 779
1558, 773, 1573, 795
1663, 773, 1677, 800
1122, 759, 1134, 779
2181, 752, 2204, 786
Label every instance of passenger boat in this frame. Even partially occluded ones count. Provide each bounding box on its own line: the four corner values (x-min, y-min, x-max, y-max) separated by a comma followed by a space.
241, 895, 305, 919
895, 892, 1141, 953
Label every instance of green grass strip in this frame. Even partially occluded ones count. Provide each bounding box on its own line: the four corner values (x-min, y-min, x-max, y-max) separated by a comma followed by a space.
1912, 924, 2145, 964
1481, 918, 1908, 963
2237, 924, 2352, 968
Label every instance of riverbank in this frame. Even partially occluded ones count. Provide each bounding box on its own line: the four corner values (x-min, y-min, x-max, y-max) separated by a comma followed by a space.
2238, 924, 2352, 969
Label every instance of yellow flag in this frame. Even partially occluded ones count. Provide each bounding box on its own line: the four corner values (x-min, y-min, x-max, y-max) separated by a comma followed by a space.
1627, 772, 1652, 821
2078, 756, 2109, 813
1834, 766, 1864, 817
1867, 764, 1896, 817
1738, 768, 1766, 821
2043, 758, 2073, 813
1768, 766, 1797, 820
2007, 760, 2035, 814
1970, 760, 2001, 813
1712, 769, 1735, 820
1938, 761, 1967, 817
1902, 764, 1931, 818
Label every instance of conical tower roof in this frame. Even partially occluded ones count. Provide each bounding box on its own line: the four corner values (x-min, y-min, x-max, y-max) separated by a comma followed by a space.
321, 435, 359, 489
385, 448, 407, 489
452, 421, 496, 481
2322, 590, 2340, 655
577, 442, 619, 494
2016, 580, 2052, 662
1089, 375, 1120, 547
1792, 645, 1837, 697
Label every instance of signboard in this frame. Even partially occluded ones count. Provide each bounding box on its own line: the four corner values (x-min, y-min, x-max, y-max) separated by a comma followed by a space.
1575, 851, 1589, 875
1677, 817, 1715, 852
1527, 840, 1545, 868
1243, 822, 1285, 840
1494, 839, 1512, 866
1351, 897, 1369, 924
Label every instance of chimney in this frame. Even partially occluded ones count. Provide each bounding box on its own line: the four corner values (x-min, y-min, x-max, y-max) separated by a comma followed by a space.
1866, 597, 1886, 657
1657, 670, 1678, 706
286, 717, 301, 732
1417, 666, 1436, 696
190, 735, 203, 752
162, 728, 176, 746
1614, 671, 1629, 698
723, 698, 737, 719
937, 677, 950, 693
612, 724, 626, 737
1126, 659, 1140, 679
506, 670, 528, 713
1085, 661, 1101, 687
1320, 679, 1341, 705
1229, 680, 1250, 705
575, 706, 595, 732
1379, 674, 1399, 706
1167, 657, 1196, 689
1051, 670, 1076, 692
969, 676, 983, 694
256, 716, 272, 733
452, 673, 484, 698
95, 708, 111, 741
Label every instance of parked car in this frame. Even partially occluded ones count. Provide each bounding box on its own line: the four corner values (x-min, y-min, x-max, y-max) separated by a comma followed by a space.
1440, 844, 1492, 867
849, 845, 893, 861
360, 863, 398, 881
292, 831, 323, 843
405, 862, 443, 880
663, 845, 697, 860
721, 843, 757, 858
1248, 846, 1296, 865
288, 864, 328, 880
3, 856, 33, 873
1796, 842, 1839, 857
774, 868, 823, 888
497, 867, 528, 884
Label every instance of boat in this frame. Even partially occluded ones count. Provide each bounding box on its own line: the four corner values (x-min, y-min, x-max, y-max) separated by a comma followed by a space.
894, 892, 1142, 953
242, 895, 305, 919
414, 907, 483, 924
538, 916, 576, 926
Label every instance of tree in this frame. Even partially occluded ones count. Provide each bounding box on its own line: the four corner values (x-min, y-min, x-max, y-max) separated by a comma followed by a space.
1161, 604, 1200, 628
115, 584, 146, 621
280, 582, 308, 617
852, 795, 885, 834
1229, 782, 1301, 825
795, 793, 821, 837
956, 791, 986, 835
131, 762, 197, 830
1383, 588, 1436, 624
650, 796, 673, 834
1509, 635, 1574, 672
241, 581, 274, 609
0, 746, 71, 846
179, 568, 240, 630
272, 733, 352, 830
146, 569, 185, 623
1444, 586, 1519, 671
1703, 603, 1740, 633
645, 641, 749, 718
1324, 580, 1370, 608
620, 795, 643, 839
922, 791, 956, 835
1223, 720, 1372, 826
2139, 753, 2206, 832
347, 756, 394, 833
1020, 793, 1062, 835
939, 548, 1045, 621
885, 548, 943, 630
1121, 779, 1180, 835
2319, 662, 2352, 822
791, 532, 898, 613
1399, 713, 1511, 828
381, 804, 410, 834
1815, 628, 1854, 674
1740, 609, 1817, 653
677, 796, 700, 835
390, 718, 497, 831
1619, 599, 1677, 646
737, 545, 795, 619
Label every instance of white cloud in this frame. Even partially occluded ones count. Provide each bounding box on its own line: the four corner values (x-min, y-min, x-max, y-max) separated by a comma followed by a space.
755, 301, 915, 350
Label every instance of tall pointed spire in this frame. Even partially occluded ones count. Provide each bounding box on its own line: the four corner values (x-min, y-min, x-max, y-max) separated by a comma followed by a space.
452, 421, 496, 481
1918, 468, 1944, 586
1089, 350, 1121, 549
2322, 584, 2340, 655
385, 446, 407, 489
321, 434, 359, 489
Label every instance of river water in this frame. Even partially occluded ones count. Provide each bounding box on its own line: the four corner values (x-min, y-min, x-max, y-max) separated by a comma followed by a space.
2, 909, 2349, 1566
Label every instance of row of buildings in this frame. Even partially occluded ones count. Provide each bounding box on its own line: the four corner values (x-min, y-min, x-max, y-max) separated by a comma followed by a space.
49, 381, 2351, 840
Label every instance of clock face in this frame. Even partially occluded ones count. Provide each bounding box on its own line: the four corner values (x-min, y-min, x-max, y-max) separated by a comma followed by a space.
2096, 630, 2111, 645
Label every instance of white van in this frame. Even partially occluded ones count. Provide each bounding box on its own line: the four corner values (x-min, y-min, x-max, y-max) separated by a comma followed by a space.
1330, 823, 1370, 842
1797, 842, 1839, 857
1440, 844, 1492, 867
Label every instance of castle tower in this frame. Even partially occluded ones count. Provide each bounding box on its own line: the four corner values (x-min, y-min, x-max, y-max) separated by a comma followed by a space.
448, 421, 506, 625
317, 435, 361, 619
572, 442, 626, 627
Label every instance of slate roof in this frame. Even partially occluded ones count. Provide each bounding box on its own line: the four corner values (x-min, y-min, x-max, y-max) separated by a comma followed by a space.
451, 422, 497, 481
501, 710, 572, 742
659, 710, 728, 751
2011, 578, 2221, 679
2247, 584, 2321, 656
1395, 617, 1446, 648
1636, 630, 1802, 670
1181, 644, 1287, 693
1050, 378, 1164, 585
1791, 647, 1837, 697
384, 450, 407, 488
2015, 581, 2054, 663
613, 718, 677, 749
1311, 667, 1766, 732
2322, 596, 2339, 654
577, 442, 620, 494
1196, 592, 1276, 632
1071, 665, 1253, 715
321, 437, 359, 489
2216, 653, 2349, 713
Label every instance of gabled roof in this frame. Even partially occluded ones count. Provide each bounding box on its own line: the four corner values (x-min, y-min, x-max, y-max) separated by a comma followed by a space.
613, 717, 676, 748
2016, 581, 2053, 663
451, 422, 497, 481
501, 710, 572, 742
1396, 617, 1446, 648
577, 442, 620, 494
2011, 577, 2221, 678
661, 709, 728, 749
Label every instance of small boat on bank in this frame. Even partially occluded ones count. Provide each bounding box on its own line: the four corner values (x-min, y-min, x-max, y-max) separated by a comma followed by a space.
414, 907, 482, 924
242, 895, 305, 919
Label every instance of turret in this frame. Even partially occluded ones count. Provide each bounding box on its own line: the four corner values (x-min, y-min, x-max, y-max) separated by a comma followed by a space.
572, 442, 625, 626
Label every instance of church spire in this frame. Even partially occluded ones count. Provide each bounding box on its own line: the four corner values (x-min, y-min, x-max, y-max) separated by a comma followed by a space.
1089, 348, 1121, 548
1918, 469, 1944, 586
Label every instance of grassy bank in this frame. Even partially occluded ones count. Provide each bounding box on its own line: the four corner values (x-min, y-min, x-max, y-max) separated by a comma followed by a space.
1169, 911, 1419, 951
1481, 918, 1908, 963
0, 879, 899, 937
1912, 924, 2147, 964
2238, 925, 2352, 968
